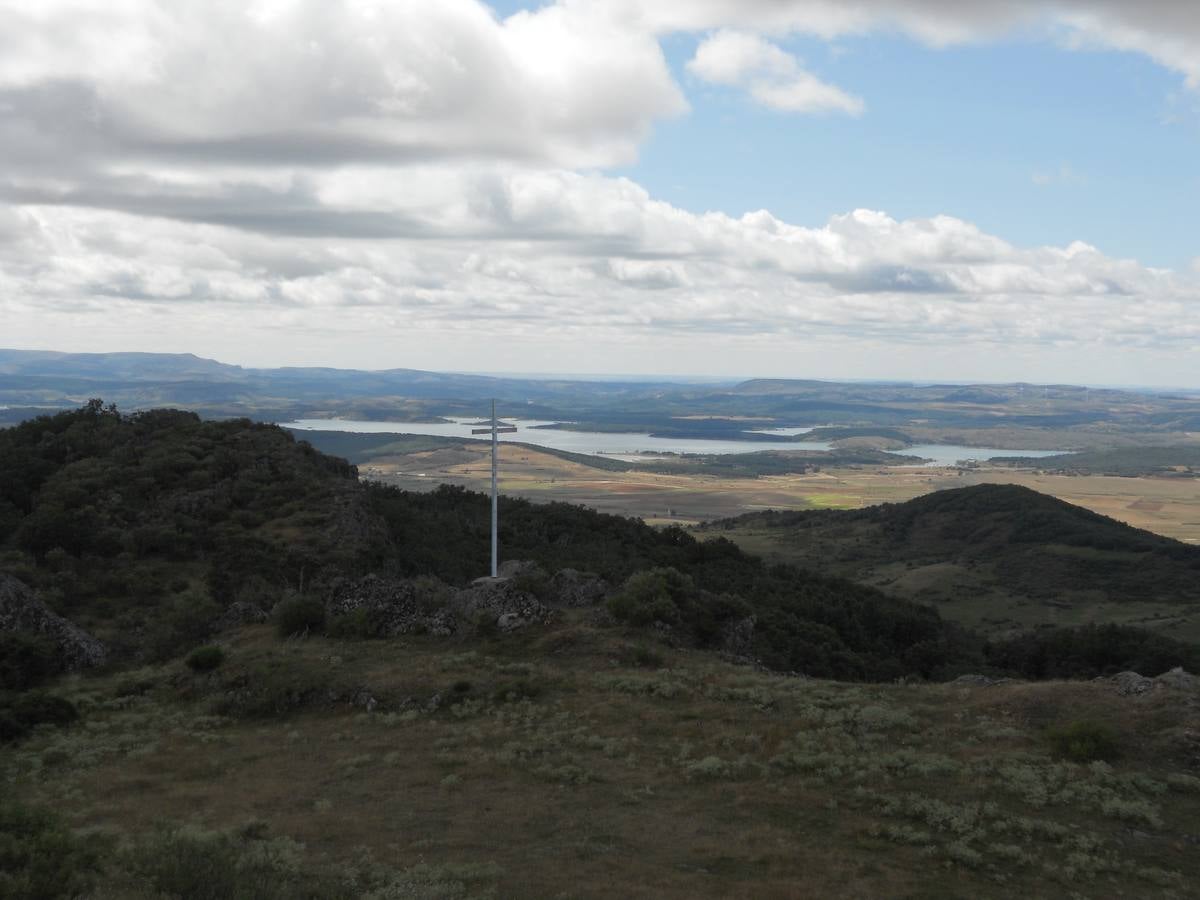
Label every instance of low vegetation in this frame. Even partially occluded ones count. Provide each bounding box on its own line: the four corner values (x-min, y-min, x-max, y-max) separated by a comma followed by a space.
1, 621, 1197, 898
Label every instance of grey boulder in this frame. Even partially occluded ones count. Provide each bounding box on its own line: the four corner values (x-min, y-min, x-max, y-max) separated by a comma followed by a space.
0, 572, 108, 669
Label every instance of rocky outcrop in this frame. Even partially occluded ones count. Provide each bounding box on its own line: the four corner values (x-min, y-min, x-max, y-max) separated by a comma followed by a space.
1105, 668, 1198, 697
212, 601, 269, 632
548, 569, 610, 608
452, 577, 551, 632
0, 572, 108, 669
326, 575, 456, 636
1156, 667, 1199, 693
1114, 671, 1156, 696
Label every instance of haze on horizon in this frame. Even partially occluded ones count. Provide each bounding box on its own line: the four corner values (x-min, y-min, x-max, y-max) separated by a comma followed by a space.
2, 1, 1198, 386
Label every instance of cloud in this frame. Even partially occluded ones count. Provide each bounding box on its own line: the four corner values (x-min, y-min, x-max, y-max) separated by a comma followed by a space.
609, 2, 1200, 86
2, 1, 1200, 379
4, 171, 1196, 363
687, 30, 863, 115
0, 0, 686, 172
1031, 164, 1087, 187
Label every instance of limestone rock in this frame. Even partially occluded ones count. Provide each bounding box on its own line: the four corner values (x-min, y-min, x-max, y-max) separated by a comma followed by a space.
548, 569, 610, 607
0, 572, 108, 669
1113, 671, 1156, 696
327, 574, 457, 636
213, 601, 269, 632
453, 577, 550, 632
1156, 667, 1199, 692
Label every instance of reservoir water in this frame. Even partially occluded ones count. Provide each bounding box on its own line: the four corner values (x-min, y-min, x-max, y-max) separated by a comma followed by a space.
282, 418, 1067, 467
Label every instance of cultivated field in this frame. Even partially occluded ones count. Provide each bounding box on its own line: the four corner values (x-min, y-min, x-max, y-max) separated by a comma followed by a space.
361, 444, 1200, 545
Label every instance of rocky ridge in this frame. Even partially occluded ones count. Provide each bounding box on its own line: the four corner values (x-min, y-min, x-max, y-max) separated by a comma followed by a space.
0, 572, 108, 670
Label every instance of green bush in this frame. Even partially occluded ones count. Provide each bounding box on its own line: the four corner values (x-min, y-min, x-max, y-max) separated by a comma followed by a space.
491, 678, 543, 703
274, 597, 326, 637
1046, 720, 1120, 762
119, 824, 309, 900
0, 798, 102, 899
0, 691, 78, 743
145, 589, 223, 662
325, 608, 374, 639
0, 632, 59, 690
186, 645, 226, 672
622, 643, 664, 669
607, 567, 692, 626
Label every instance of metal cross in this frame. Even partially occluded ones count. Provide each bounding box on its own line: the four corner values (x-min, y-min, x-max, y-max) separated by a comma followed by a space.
472, 399, 517, 577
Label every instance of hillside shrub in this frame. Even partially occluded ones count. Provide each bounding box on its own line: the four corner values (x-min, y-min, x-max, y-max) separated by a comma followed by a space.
0, 799, 103, 899
145, 589, 224, 662
1046, 720, 1120, 762
607, 567, 691, 626
119, 824, 308, 900
0, 691, 78, 743
0, 632, 59, 690
274, 597, 326, 637
186, 645, 226, 673
622, 643, 665, 669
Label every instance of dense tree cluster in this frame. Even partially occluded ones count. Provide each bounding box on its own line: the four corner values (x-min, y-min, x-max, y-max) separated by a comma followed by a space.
0, 402, 373, 660
985, 624, 1200, 680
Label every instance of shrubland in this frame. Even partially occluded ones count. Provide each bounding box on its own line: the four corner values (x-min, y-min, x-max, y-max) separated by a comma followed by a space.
2, 621, 1198, 898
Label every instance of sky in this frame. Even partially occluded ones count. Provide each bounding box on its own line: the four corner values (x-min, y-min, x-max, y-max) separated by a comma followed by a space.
1, 0, 1199, 385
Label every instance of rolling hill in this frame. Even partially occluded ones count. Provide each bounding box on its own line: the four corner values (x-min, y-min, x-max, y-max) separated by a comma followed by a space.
705, 484, 1200, 640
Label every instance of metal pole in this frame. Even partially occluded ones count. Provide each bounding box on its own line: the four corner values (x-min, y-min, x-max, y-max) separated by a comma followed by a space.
471, 404, 515, 579
490, 398, 498, 578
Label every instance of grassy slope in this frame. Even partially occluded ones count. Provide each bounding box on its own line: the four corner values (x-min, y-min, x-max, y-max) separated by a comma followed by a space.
704, 484, 1200, 641
4, 616, 1198, 899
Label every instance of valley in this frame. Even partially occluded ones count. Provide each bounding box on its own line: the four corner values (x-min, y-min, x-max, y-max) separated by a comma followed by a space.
319, 433, 1200, 544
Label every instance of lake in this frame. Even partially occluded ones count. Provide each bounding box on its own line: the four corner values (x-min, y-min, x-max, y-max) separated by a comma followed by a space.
281, 418, 1067, 467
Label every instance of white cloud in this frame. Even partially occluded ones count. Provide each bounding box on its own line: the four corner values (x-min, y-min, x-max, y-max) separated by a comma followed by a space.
687, 30, 863, 114
1031, 164, 1087, 186
0, 0, 686, 171
606, 1, 1200, 86
4, 170, 1196, 366
2, 0, 1200, 381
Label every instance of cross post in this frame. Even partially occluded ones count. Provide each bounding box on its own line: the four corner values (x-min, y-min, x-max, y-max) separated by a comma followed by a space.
471, 399, 517, 577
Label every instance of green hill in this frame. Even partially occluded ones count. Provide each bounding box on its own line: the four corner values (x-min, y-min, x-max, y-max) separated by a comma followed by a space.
706, 484, 1200, 639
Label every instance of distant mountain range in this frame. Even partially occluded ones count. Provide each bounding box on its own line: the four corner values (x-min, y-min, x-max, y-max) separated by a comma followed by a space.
0, 348, 695, 421
3, 348, 1200, 442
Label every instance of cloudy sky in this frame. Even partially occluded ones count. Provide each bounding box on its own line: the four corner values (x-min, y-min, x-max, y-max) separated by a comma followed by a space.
2, 1, 1199, 384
